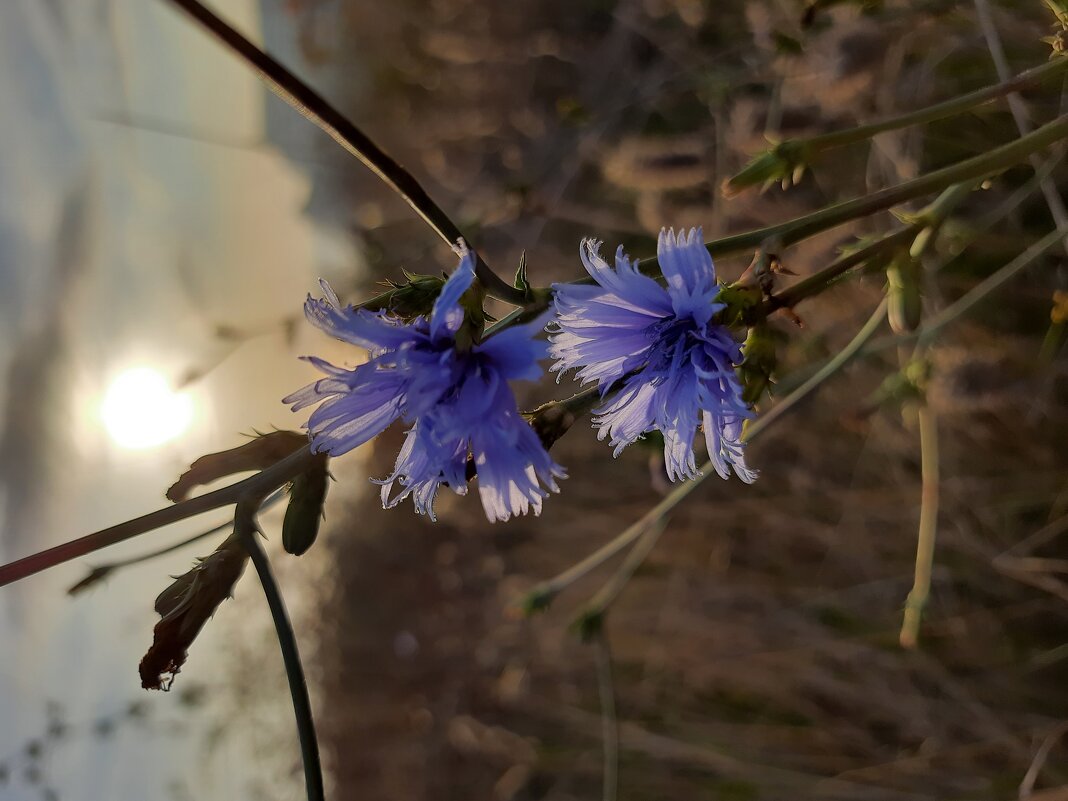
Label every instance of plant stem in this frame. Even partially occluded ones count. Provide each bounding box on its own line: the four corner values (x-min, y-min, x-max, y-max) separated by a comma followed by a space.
66, 488, 288, 595
524, 298, 887, 606
865, 224, 1068, 354
0, 447, 316, 588
593, 631, 619, 801
900, 404, 940, 650
162, 0, 525, 306
768, 227, 918, 310
974, 0, 1068, 256
582, 519, 668, 619
749, 298, 888, 438
802, 57, 1068, 154
696, 113, 1068, 261
236, 501, 324, 801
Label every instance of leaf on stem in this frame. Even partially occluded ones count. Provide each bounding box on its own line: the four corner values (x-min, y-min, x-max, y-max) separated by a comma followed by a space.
166, 430, 308, 502
722, 141, 809, 198
139, 535, 247, 691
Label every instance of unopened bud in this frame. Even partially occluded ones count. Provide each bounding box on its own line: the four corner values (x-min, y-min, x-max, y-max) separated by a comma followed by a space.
739, 323, 777, 406
282, 454, 330, 556
886, 253, 923, 335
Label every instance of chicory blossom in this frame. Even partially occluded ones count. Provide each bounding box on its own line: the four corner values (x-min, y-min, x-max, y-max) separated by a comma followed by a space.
285, 245, 564, 522
549, 227, 757, 483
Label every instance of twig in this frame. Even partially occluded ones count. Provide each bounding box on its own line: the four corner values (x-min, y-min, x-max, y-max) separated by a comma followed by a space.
162, 0, 525, 306
593, 631, 619, 801
0, 447, 316, 588
236, 499, 324, 801
699, 113, 1068, 259
752, 298, 889, 437
67, 488, 288, 595
1021, 723, 1068, 799
582, 518, 668, 620
812, 57, 1067, 151
865, 224, 1068, 355
900, 404, 940, 649
974, 0, 1068, 256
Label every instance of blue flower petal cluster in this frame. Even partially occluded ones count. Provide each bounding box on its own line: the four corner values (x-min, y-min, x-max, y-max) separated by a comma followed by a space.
285, 245, 565, 522
549, 228, 756, 483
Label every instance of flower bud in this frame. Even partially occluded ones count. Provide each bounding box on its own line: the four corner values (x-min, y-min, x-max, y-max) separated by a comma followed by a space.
886, 253, 923, 335
739, 323, 777, 406
282, 454, 330, 556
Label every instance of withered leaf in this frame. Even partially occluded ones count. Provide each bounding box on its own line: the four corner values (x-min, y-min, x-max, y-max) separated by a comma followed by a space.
139, 538, 247, 691
166, 430, 307, 502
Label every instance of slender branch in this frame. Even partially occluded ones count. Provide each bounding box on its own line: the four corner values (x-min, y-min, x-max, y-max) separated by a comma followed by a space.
582, 519, 668, 619
900, 404, 940, 649
695, 113, 1068, 261
593, 631, 619, 801
768, 227, 918, 310
0, 447, 316, 588
522, 298, 888, 608
66, 488, 289, 595
974, 0, 1068, 256
237, 500, 324, 801
865, 224, 1068, 355
750, 298, 889, 437
800, 57, 1068, 155
162, 0, 525, 305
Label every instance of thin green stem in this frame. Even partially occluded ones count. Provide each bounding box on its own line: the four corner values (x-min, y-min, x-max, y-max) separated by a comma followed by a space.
593, 631, 619, 801
866, 224, 1068, 354
768, 227, 918, 310
582, 519, 668, 619
162, 0, 525, 306
697, 113, 1068, 261
523, 298, 887, 607
749, 298, 888, 438
900, 404, 940, 650
804, 57, 1068, 154
0, 447, 316, 588
237, 501, 324, 801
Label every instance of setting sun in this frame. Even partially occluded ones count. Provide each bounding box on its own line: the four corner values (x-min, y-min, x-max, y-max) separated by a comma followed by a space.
100, 367, 194, 450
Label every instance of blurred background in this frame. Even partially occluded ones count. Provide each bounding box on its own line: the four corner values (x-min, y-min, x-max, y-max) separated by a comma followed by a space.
2, 1, 1068, 799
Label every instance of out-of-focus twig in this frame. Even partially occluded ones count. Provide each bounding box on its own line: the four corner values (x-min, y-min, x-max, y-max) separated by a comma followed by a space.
593, 631, 619, 801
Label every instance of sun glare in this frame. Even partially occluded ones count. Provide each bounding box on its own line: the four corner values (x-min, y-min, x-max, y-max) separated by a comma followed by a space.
101, 367, 194, 450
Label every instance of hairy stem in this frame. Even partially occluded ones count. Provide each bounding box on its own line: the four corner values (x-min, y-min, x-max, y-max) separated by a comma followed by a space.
163, 0, 525, 305
237, 501, 324, 801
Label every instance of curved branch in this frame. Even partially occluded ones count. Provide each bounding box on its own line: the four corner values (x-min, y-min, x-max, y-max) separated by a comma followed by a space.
163, 0, 525, 305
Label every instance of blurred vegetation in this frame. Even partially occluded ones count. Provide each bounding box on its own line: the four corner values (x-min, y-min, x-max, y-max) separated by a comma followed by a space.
259, 0, 1068, 799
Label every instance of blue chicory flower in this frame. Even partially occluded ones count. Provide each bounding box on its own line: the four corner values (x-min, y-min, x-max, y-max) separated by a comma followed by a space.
285, 244, 565, 522
549, 227, 756, 483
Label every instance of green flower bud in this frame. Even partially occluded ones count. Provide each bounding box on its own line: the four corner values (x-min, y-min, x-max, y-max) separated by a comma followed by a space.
739, 323, 778, 406
886, 253, 923, 335
282, 455, 330, 556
